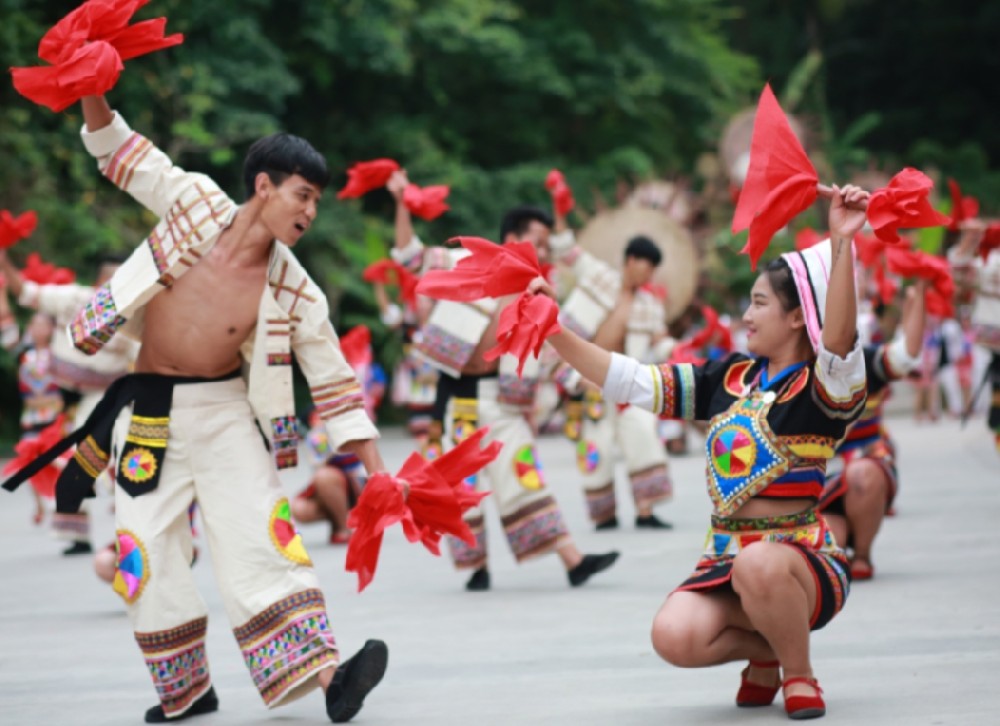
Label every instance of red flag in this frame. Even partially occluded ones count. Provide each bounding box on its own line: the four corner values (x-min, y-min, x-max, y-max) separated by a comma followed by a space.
339, 325, 372, 368
947, 179, 980, 232
483, 292, 561, 376
345, 428, 500, 591
545, 169, 575, 217
794, 228, 823, 251
403, 183, 450, 221
336, 159, 400, 200
2, 415, 69, 498
866, 168, 951, 244
0, 210, 39, 249
11, 0, 183, 113
363, 259, 418, 306
732, 84, 819, 270
416, 237, 544, 301
21, 253, 76, 286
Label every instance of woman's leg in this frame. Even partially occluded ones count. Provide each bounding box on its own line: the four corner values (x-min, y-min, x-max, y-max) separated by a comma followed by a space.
843, 459, 891, 572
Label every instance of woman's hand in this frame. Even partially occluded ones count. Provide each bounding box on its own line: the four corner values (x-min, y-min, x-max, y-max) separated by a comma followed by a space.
828, 183, 870, 241
527, 275, 556, 300
386, 169, 409, 201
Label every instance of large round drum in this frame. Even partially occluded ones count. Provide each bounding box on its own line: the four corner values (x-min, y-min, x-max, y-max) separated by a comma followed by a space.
574, 207, 698, 322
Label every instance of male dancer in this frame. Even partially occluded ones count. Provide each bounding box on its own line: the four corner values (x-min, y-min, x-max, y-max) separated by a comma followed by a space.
0, 250, 136, 553
386, 169, 618, 592
547, 203, 674, 530
11, 93, 390, 723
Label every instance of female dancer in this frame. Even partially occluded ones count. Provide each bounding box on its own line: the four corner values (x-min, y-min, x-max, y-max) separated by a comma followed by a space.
535, 184, 869, 719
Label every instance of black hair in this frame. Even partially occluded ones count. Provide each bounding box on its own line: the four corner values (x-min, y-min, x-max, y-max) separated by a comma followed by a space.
95, 252, 128, 268
499, 205, 553, 242
624, 235, 663, 267
763, 257, 801, 313
243, 133, 330, 200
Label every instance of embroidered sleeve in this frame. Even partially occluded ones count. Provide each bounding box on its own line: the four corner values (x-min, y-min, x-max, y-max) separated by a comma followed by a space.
81, 112, 205, 219
390, 234, 426, 273
293, 297, 380, 451
549, 230, 581, 266
812, 339, 867, 421
871, 337, 920, 385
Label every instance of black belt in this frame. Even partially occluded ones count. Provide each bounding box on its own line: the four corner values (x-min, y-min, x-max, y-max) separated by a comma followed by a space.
430, 371, 497, 423
3, 368, 240, 513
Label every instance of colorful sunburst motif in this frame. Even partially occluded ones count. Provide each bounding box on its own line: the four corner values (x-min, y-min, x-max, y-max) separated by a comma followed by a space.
710, 425, 757, 478
269, 498, 312, 566
576, 440, 600, 473
513, 445, 544, 490
120, 447, 157, 483
112, 529, 149, 604
451, 419, 476, 444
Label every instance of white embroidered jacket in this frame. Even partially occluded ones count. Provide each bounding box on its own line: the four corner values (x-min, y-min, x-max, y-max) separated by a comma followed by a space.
71, 112, 378, 467
19, 281, 137, 392
949, 245, 1000, 351
548, 230, 668, 393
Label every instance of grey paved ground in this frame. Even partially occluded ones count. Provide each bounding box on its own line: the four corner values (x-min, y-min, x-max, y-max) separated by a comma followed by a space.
1, 412, 998, 725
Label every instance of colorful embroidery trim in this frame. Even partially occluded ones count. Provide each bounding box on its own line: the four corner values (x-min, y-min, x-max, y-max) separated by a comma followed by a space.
120, 446, 158, 484
513, 444, 544, 490
576, 440, 600, 473
269, 498, 312, 566
113, 529, 150, 604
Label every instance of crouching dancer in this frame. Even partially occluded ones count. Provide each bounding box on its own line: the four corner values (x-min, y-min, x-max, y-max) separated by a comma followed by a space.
5, 94, 389, 723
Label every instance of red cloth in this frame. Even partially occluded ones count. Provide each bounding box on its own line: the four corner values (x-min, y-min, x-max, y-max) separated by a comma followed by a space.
336, 159, 400, 200
0, 210, 38, 249
403, 183, 450, 221
11, 0, 183, 113
545, 169, 575, 217
640, 282, 668, 301
866, 168, 951, 244
853, 232, 894, 269
794, 228, 823, 251
885, 247, 954, 296
947, 179, 980, 232
416, 237, 544, 301
22, 253, 76, 285
925, 286, 954, 318
980, 224, 1000, 261
363, 259, 418, 306
339, 325, 372, 368
3, 416, 68, 498
873, 262, 898, 305
346, 428, 500, 592
732, 83, 818, 270
483, 292, 561, 376
668, 341, 706, 366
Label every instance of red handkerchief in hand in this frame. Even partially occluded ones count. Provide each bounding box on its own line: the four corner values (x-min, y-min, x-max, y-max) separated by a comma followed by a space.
12, 41, 123, 113
346, 428, 500, 592
11, 0, 183, 112
416, 237, 543, 301
947, 179, 980, 232
363, 259, 419, 306
2, 415, 69, 498
337, 159, 401, 199
403, 184, 450, 221
980, 224, 1000, 261
866, 168, 951, 244
885, 246, 955, 302
732, 84, 819, 270
339, 325, 372, 369
853, 232, 894, 269
873, 262, 898, 305
545, 169, 576, 217
483, 292, 561, 377
794, 228, 823, 251
925, 286, 954, 318
22, 253, 76, 286
668, 341, 706, 366
0, 210, 38, 249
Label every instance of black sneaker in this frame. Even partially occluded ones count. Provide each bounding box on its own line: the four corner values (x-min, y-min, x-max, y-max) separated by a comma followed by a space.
635, 514, 673, 530
62, 541, 93, 556
465, 567, 490, 592
145, 686, 218, 723
568, 552, 620, 587
326, 640, 389, 723
595, 516, 619, 531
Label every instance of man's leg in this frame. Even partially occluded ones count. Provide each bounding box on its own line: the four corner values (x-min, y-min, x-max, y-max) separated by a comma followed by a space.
575, 405, 618, 528
618, 405, 673, 527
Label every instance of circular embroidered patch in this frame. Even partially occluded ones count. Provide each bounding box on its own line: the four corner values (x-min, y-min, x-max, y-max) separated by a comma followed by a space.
120, 447, 157, 484
452, 419, 475, 444
576, 441, 600, 473
513, 445, 544, 490
710, 424, 757, 478
112, 529, 149, 604
269, 498, 312, 566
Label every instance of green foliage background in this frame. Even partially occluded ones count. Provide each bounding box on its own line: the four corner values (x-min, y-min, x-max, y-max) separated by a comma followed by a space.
1, 0, 997, 442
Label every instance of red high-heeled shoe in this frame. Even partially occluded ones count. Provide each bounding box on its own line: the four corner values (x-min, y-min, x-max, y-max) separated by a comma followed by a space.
782, 676, 825, 720
736, 660, 781, 707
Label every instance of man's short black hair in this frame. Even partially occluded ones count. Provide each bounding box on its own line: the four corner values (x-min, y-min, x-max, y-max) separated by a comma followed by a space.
243, 133, 331, 200
624, 235, 663, 267
499, 205, 553, 242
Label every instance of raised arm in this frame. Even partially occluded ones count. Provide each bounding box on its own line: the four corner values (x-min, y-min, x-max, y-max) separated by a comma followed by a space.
901, 279, 928, 359
0, 251, 23, 299
0, 273, 18, 351
81, 95, 115, 133
822, 184, 869, 357
387, 170, 414, 252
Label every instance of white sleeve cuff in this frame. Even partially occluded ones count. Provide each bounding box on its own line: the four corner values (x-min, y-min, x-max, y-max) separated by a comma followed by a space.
885, 335, 921, 376
602, 352, 657, 411
816, 338, 865, 381
549, 229, 576, 256
390, 235, 424, 266
17, 280, 40, 308
81, 111, 134, 159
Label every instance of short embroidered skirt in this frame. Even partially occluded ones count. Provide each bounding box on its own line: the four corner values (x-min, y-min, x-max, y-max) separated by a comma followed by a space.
674, 509, 850, 630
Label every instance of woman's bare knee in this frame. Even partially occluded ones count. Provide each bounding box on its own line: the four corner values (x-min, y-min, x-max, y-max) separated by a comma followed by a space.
651, 594, 723, 667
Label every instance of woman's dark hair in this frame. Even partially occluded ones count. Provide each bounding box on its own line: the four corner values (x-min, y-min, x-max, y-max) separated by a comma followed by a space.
499, 205, 553, 241
243, 133, 330, 200
764, 257, 801, 312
